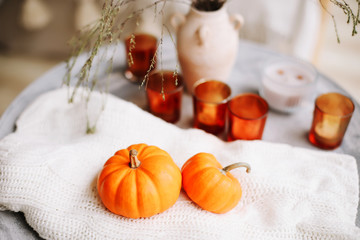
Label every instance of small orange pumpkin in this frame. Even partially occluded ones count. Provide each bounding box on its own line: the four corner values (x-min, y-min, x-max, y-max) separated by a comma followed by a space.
181, 152, 250, 214
97, 143, 182, 218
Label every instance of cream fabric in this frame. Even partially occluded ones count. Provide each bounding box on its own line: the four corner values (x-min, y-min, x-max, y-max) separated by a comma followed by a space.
0, 88, 359, 239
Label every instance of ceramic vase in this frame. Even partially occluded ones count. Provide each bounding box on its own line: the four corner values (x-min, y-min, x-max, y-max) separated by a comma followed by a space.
171, 4, 244, 92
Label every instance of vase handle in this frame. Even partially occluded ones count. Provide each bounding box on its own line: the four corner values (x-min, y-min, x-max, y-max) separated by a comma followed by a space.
230, 14, 244, 31
196, 25, 209, 47
170, 12, 186, 32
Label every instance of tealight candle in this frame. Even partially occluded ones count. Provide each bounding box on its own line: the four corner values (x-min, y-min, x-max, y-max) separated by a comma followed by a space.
146, 70, 183, 123
227, 93, 269, 141
260, 59, 317, 113
125, 33, 157, 83
192, 79, 231, 135
308, 92, 355, 149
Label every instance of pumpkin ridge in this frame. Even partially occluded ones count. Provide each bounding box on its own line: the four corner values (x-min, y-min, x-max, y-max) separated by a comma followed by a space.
114, 169, 139, 217
105, 154, 130, 167
98, 164, 128, 189
184, 167, 220, 203
127, 144, 148, 158
191, 153, 221, 167
140, 160, 181, 212
221, 180, 242, 213
140, 154, 180, 176
209, 178, 239, 213
181, 153, 250, 214
140, 146, 172, 162
183, 165, 215, 187
99, 166, 130, 214
136, 167, 162, 214
135, 169, 144, 217
130, 170, 141, 218
196, 171, 227, 207
104, 161, 128, 168
127, 143, 146, 151
98, 144, 182, 218
182, 156, 221, 173
114, 149, 129, 159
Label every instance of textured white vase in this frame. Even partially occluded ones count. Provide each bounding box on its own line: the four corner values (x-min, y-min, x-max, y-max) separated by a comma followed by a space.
171, 4, 244, 92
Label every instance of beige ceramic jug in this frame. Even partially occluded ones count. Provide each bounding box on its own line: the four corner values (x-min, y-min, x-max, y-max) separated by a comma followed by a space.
171, 4, 244, 92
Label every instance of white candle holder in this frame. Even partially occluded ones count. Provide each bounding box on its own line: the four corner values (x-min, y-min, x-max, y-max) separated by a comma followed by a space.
259, 58, 318, 113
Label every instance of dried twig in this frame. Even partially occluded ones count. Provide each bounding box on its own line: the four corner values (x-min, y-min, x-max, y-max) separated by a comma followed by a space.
64, 0, 359, 133
320, 0, 360, 43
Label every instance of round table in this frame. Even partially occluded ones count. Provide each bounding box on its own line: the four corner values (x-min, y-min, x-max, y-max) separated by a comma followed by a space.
0, 39, 359, 239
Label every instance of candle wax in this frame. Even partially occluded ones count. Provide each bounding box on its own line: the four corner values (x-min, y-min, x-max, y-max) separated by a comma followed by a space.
314, 115, 341, 141
261, 62, 315, 112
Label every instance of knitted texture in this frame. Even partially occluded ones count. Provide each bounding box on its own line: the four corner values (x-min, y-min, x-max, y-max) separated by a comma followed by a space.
0, 88, 359, 240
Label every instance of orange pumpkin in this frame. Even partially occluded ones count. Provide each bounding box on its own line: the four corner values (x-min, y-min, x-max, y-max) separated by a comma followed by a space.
97, 143, 182, 218
181, 152, 250, 214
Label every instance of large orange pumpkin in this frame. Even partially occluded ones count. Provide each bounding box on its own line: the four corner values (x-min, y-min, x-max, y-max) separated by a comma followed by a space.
181, 152, 250, 214
97, 143, 182, 218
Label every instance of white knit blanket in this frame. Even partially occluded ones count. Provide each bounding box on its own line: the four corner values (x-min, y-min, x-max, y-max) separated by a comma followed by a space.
0, 88, 359, 240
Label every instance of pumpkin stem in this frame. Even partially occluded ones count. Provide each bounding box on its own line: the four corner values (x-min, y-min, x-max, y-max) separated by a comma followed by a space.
221, 162, 251, 174
129, 149, 141, 169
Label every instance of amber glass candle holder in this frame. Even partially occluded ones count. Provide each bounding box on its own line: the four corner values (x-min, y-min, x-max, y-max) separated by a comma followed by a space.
308, 92, 355, 150
227, 93, 269, 141
192, 79, 231, 135
125, 33, 157, 83
146, 70, 183, 123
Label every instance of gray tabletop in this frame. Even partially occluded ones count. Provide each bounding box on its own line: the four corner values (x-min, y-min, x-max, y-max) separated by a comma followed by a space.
0, 39, 359, 239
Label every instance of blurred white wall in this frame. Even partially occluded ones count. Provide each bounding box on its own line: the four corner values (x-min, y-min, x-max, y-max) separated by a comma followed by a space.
226, 0, 322, 61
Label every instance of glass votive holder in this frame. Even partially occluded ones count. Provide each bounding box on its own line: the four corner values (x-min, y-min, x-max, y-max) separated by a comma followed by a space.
260, 58, 317, 113
308, 92, 355, 150
125, 33, 157, 83
146, 70, 183, 123
192, 79, 231, 135
227, 93, 269, 141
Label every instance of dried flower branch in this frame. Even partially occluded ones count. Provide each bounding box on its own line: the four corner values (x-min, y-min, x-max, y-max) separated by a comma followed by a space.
64, 0, 359, 133
63, 0, 191, 133
320, 0, 360, 43
127, 34, 136, 66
